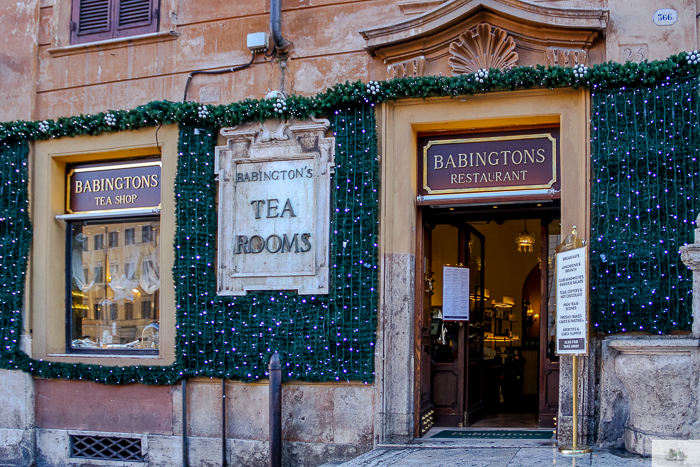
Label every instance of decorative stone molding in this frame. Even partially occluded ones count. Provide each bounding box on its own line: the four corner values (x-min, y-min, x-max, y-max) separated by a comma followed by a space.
215, 117, 335, 296
387, 56, 427, 79
546, 47, 587, 68
359, 0, 606, 76
359, 0, 608, 56
448, 23, 517, 75
398, 0, 447, 15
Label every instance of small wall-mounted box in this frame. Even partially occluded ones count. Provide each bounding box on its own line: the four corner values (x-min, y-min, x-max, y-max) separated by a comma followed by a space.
247, 32, 271, 52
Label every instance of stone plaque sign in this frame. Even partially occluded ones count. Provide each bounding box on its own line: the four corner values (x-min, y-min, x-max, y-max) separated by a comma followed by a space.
442, 266, 470, 321
422, 134, 556, 195
67, 160, 161, 214
215, 117, 335, 295
555, 246, 588, 355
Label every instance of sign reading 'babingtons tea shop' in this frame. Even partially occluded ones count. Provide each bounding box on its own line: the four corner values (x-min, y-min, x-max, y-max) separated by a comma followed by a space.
421, 132, 558, 195
67, 160, 161, 214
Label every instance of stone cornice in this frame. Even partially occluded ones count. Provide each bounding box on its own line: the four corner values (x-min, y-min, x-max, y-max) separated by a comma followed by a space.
359, 0, 608, 55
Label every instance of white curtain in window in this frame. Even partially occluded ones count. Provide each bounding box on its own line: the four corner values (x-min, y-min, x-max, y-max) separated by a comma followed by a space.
108, 244, 142, 302
139, 243, 160, 294
72, 234, 101, 293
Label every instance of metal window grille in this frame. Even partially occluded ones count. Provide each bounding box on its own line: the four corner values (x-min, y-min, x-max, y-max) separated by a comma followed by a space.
70, 435, 143, 461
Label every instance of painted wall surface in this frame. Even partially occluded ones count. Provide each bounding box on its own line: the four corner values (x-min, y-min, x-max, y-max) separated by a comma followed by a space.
0, 0, 39, 121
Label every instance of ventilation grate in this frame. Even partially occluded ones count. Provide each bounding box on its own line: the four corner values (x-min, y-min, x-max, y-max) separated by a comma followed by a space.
70, 435, 143, 461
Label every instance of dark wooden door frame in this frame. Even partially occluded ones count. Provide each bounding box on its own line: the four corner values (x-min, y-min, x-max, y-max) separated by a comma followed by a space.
415, 209, 434, 437
416, 207, 561, 434
539, 218, 560, 428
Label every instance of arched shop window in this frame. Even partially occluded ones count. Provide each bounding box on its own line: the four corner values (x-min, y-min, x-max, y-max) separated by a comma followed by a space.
62, 159, 161, 354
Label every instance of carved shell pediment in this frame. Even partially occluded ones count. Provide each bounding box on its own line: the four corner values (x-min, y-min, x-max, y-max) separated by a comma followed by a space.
448, 23, 518, 76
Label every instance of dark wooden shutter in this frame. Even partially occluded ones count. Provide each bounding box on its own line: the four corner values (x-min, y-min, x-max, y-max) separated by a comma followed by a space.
71, 0, 112, 44
116, 0, 158, 38
71, 0, 158, 44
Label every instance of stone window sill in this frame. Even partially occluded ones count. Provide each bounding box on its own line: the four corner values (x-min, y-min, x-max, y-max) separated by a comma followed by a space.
48, 353, 163, 359
47, 30, 179, 58
606, 335, 700, 355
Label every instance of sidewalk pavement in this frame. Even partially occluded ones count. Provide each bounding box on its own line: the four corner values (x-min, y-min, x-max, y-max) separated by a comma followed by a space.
322, 430, 653, 467
328, 445, 651, 466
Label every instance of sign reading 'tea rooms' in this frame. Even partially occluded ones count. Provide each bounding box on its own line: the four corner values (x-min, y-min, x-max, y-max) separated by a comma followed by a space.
215, 118, 335, 296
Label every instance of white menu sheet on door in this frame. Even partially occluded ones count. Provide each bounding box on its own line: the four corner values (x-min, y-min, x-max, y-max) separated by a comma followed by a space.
442, 266, 470, 321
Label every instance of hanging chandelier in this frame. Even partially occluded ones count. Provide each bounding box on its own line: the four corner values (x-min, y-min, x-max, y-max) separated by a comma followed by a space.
516, 220, 536, 253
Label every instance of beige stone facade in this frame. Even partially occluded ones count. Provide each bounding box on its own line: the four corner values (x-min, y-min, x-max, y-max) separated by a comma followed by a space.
2, 0, 700, 466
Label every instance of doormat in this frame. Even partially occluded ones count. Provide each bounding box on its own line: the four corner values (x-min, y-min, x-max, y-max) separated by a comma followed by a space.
430, 430, 555, 440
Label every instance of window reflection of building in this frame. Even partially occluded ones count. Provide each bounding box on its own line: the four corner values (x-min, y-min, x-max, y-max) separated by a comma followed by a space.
70, 219, 161, 351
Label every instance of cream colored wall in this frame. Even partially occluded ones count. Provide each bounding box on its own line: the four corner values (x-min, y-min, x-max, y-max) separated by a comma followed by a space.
31, 125, 178, 366
606, 0, 698, 62
378, 88, 590, 259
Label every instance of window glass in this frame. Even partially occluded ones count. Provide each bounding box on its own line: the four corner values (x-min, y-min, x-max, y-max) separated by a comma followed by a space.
69, 219, 160, 352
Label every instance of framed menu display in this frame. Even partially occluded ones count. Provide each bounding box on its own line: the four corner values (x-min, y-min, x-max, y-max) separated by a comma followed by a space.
442, 265, 470, 321
555, 246, 588, 355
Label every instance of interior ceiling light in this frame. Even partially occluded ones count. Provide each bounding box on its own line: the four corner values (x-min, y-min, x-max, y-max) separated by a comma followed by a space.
516, 219, 536, 253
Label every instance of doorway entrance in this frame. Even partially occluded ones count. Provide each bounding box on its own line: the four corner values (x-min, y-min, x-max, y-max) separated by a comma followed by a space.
416, 203, 561, 435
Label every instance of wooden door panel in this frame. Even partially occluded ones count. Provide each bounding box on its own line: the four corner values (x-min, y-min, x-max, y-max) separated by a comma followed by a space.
432, 368, 459, 408
544, 369, 560, 408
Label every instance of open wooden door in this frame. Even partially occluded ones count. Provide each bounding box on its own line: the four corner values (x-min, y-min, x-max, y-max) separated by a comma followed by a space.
415, 210, 434, 436
539, 218, 560, 428
464, 225, 485, 425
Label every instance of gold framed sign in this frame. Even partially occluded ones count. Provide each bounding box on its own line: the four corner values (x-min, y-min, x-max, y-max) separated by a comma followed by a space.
66, 160, 161, 214
422, 133, 557, 195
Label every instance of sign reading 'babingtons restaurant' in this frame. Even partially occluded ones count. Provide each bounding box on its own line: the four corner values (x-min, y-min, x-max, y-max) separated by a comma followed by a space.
422, 133, 557, 194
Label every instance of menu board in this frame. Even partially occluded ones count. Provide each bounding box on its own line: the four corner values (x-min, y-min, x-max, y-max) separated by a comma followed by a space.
555, 247, 588, 355
442, 266, 470, 321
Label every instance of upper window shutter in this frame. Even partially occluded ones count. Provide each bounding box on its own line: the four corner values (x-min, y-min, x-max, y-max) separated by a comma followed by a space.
71, 0, 112, 44
70, 0, 159, 44
116, 0, 158, 38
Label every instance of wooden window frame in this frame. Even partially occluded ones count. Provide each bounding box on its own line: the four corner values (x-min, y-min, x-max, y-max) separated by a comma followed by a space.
70, 0, 160, 45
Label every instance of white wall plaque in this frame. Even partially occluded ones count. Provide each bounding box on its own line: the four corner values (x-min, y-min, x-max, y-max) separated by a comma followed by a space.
442, 266, 470, 321
653, 9, 677, 26
555, 246, 588, 355
214, 117, 335, 295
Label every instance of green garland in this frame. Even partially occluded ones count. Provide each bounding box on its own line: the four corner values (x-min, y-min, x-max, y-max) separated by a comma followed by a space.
1, 53, 700, 383
2, 53, 699, 143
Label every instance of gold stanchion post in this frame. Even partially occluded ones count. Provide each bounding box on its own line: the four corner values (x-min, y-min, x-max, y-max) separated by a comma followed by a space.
556, 226, 591, 455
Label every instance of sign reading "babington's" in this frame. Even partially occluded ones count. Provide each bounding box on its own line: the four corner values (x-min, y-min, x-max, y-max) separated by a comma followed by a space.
422, 134, 557, 194
67, 160, 161, 214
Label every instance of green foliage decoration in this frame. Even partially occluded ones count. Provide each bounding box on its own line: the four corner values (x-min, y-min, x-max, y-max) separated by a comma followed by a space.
0, 53, 699, 383
590, 77, 699, 334
1, 53, 699, 143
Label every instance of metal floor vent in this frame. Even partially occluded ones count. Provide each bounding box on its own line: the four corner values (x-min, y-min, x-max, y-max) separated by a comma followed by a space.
70, 435, 143, 461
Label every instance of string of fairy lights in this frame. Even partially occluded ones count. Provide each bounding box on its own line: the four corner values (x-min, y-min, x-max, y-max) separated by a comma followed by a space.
0, 54, 698, 384
590, 78, 698, 334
